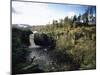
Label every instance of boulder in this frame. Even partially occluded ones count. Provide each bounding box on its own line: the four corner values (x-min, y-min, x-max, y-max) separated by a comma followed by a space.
34, 33, 56, 48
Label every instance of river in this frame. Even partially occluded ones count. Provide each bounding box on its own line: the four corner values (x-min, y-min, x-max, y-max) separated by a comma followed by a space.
24, 34, 55, 71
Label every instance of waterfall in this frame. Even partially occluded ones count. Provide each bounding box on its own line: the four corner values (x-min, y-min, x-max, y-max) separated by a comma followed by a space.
29, 34, 39, 48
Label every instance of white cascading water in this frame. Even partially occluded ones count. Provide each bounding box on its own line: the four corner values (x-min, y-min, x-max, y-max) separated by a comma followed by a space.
28, 32, 52, 65
29, 33, 39, 48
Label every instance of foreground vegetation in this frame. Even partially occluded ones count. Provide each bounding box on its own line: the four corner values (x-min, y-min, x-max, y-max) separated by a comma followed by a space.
31, 20, 96, 70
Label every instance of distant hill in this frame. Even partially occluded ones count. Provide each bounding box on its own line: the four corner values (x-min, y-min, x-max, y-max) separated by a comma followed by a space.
12, 24, 33, 30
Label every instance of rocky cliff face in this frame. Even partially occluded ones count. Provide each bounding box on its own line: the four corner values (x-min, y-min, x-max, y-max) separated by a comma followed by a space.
33, 33, 56, 49
12, 27, 33, 48
12, 26, 33, 74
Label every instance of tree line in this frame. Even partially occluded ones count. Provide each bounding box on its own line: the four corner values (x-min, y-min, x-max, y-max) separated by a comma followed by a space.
49, 6, 96, 28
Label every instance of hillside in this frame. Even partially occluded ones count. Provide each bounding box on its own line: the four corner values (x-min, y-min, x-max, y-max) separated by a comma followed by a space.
31, 24, 96, 70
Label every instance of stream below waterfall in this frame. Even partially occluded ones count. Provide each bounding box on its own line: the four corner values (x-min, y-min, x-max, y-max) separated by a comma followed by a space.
24, 34, 56, 71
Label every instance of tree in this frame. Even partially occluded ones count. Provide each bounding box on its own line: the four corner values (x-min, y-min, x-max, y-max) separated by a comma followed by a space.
82, 6, 96, 24
64, 16, 69, 23
59, 19, 64, 27
88, 6, 96, 24
77, 14, 81, 22
52, 20, 58, 27
64, 16, 73, 27
72, 15, 77, 23
82, 8, 89, 24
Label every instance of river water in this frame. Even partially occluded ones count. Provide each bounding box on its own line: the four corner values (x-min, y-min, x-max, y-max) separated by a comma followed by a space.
25, 34, 54, 70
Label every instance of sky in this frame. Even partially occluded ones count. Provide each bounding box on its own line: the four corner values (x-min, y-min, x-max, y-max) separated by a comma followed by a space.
12, 1, 96, 26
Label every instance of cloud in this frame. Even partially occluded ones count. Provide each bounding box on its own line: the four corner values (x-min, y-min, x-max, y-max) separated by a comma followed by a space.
12, 1, 67, 25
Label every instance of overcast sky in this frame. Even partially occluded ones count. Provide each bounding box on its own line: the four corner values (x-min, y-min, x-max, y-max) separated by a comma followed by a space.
12, 1, 93, 26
